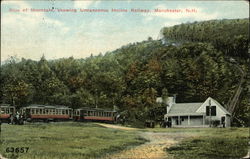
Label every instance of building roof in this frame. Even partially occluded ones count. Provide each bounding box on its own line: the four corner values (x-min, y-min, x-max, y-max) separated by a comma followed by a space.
207, 97, 231, 115
24, 104, 71, 109
165, 97, 231, 117
77, 107, 117, 112
166, 103, 203, 116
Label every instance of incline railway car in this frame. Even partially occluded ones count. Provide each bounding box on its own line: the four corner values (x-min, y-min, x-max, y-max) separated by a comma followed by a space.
73, 107, 117, 123
21, 104, 73, 122
0, 104, 16, 122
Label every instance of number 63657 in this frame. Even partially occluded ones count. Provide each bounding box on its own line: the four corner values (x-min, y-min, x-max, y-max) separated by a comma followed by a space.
6, 147, 29, 153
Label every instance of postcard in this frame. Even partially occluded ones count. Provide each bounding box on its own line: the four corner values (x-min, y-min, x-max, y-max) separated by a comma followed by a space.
0, 0, 249, 159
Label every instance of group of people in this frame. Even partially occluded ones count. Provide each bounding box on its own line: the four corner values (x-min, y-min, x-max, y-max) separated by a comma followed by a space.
9, 112, 24, 125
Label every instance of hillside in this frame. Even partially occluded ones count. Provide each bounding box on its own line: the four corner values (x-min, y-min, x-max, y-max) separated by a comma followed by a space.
0, 18, 249, 126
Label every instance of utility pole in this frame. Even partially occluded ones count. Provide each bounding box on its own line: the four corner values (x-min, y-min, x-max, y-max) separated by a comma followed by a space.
95, 89, 98, 109
209, 99, 212, 127
0, 109, 3, 143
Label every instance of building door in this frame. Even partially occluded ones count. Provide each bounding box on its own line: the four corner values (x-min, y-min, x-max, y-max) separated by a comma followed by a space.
221, 116, 225, 128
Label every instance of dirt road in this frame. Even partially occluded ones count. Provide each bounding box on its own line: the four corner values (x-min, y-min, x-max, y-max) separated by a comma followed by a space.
99, 124, 192, 159
0, 154, 7, 159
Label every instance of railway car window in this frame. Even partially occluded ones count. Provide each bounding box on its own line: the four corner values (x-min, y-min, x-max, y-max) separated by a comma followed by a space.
6, 109, 9, 114
45, 109, 48, 114
1, 108, 5, 114
39, 109, 42, 114
10, 108, 14, 113
62, 110, 65, 115
66, 110, 68, 114
56, 109, 58, 115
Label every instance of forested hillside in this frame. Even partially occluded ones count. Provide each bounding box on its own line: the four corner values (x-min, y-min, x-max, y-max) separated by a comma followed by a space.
0, 18, 249, 126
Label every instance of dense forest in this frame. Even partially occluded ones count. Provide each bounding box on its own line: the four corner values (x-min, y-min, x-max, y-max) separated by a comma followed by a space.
0, 18, 249, 126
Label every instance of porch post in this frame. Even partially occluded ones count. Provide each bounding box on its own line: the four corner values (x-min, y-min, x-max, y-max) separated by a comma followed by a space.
188, 115, 190, 125
178, 116, 181, 125
202, 115, 205, 127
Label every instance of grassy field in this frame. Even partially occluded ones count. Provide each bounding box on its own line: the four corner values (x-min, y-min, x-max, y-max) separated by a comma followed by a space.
0, 123, 248, 159
164, 127, 249, 159
0, 122, 146, 159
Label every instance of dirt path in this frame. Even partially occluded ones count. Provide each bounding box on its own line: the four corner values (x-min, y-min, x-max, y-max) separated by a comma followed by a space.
0, 154, 7, 159
98, 123, 138, 131
98, 124, 192, 159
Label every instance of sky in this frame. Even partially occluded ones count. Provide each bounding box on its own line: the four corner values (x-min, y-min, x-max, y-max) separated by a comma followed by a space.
1, 0, 249, 62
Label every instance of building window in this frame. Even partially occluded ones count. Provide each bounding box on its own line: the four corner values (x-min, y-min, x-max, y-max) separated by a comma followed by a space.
206, 106, 216, 116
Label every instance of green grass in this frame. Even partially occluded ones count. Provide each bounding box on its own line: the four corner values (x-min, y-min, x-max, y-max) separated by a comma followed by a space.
165, 128, 249, 159
0, 122, 146, 159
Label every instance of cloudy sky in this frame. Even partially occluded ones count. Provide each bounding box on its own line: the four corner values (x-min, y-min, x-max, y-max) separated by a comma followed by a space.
1, 0, 249, 61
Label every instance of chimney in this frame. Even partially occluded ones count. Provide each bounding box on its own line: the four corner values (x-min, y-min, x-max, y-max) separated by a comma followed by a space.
173, 94, 177, 104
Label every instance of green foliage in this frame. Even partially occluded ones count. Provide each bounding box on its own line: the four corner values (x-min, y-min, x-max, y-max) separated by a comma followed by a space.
162, 19, 249, 62
0, 18, 249, 126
